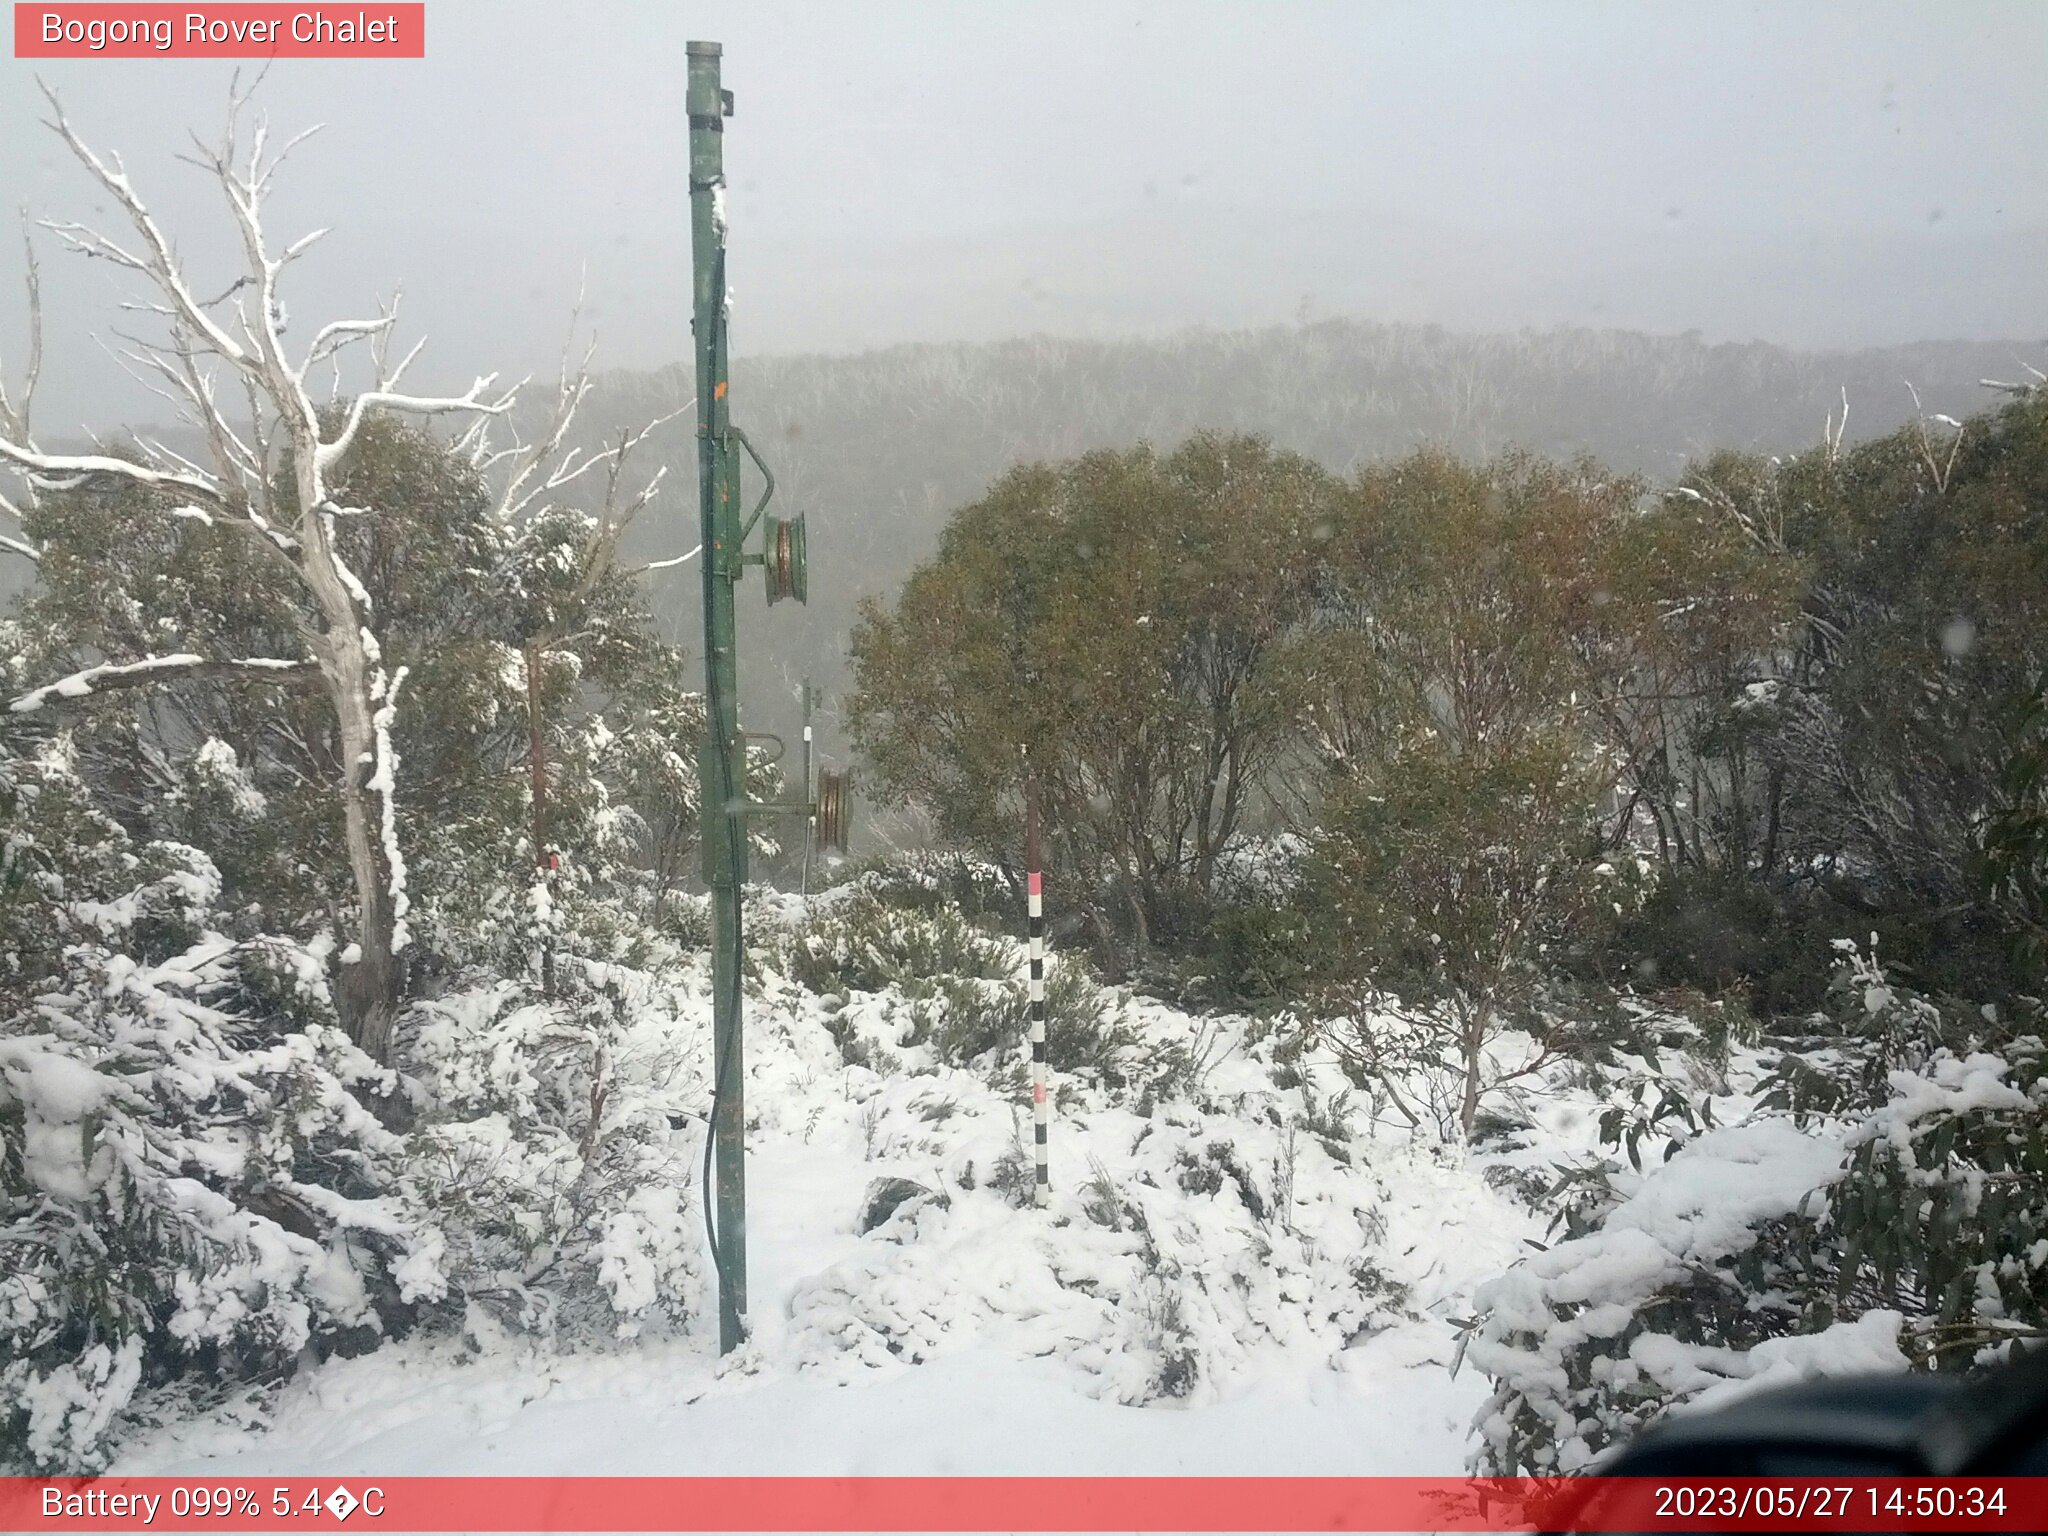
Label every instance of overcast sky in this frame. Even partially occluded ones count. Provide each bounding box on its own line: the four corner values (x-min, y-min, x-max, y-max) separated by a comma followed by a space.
3, 0, 2045, 431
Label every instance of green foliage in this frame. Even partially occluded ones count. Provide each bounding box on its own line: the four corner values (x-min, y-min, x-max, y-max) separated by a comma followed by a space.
1182, 898, 1321, 1009
850, 433, 1340, 969
1470, 943, 2048, 1476
1983, 674, 2048, 986
1313, 733, 1615, 1003
908, 962, 1138, 1085
1612, 870, 1881, 1014
0, 744, 412, 1472
1688, 392, 2048, 994
6, 413, 710, 990
819, 850, 1018, 922
849, 390, 2048, 1028
771, 892, 1013, 995
580, 320, 2018, 742
771, 889, 1139, 1087
1307, 729, 1629, 1138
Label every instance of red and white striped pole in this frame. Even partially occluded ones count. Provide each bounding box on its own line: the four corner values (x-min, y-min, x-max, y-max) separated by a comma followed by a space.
1024, 765, 1049, 1208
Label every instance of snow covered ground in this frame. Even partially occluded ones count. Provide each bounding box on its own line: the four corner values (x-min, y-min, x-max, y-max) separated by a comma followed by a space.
110, 900, 1554, 1480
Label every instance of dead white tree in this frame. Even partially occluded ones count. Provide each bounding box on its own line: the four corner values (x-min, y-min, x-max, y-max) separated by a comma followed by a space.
0, 224, 43, 564
0, 84, 532, 1060
462, 328, 691, 996
1905, 381, 1966, 495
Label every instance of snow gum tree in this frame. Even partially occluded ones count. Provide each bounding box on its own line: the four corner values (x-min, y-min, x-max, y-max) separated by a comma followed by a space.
1290, 451, 1645, 1137
0, 89, 686, 1057
0, 88, 521, 1057
849, 432, 1336, 969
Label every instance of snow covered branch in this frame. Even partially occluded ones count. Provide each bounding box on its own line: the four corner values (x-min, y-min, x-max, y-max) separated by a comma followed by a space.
0, 437, 227, 507
0, 523, 39, 562
8, 653, 320, 714
486, 327, 598, 522
0, 221, 45, 560
40, 82, 252, 370
318, 373, 515, 475
1905, 382, 1965, 494
625, 544, 702, 575
1979, 361, 2046, 398
0, 219, 41, 448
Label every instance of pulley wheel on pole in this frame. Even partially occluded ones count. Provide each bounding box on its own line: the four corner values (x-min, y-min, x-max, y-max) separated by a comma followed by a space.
815, 769, 851, 853
764, 514, 808, 605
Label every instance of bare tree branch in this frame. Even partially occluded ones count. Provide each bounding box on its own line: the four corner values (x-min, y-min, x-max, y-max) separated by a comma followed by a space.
0, 438, 227, 506
624, 543, 702, 576
0, 217, 41, 444
0, 218, 45, 560
319, 374, 515, 475
9, 653, 320, 713
1905, 381, 1964, 494
41, 82, 252, 367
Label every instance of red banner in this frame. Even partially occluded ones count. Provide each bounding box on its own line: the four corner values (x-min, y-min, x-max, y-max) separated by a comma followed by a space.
13, 5, 424, 58
2, 1476, 2046, 1532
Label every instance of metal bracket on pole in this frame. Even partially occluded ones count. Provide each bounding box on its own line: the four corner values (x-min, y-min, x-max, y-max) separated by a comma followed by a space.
731, 427, 777, 544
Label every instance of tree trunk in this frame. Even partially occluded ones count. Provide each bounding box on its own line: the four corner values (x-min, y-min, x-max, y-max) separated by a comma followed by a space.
326, 633, 399, 1059
299, 458, 401, 1061
1458, 1007, 1486, 1140
526, 640, 556, 998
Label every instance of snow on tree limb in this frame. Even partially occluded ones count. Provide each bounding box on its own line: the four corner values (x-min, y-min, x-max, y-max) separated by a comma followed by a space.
304, 312, 397, 375
627, 544, 702, 574
0, 217, 42, 446
0, 437, 226, 505
1, 220, 47, 559
0, 477, 37, 560
486, 326, 598, 522
39, 83, 251, 370
366, 665, 411, 952
317, 374, 515, 476
9, 654, 320, 713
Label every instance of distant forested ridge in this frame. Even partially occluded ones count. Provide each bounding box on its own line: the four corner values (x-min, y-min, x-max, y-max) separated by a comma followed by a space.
564, 319, 2041, 752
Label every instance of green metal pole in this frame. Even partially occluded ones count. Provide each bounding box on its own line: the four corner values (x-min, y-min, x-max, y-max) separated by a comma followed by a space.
688, 38, 747, 1354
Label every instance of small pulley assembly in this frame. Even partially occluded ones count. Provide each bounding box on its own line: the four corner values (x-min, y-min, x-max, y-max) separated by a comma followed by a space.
764, 513, 807, 605
814, 769, 851, 853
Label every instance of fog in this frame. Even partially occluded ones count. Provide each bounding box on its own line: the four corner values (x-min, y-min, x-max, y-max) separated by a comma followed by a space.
3, 0, 2045, 433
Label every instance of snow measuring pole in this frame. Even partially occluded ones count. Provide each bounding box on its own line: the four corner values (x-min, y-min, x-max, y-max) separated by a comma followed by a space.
689, 39, 847, 1355
1025, 766, 1050, 1206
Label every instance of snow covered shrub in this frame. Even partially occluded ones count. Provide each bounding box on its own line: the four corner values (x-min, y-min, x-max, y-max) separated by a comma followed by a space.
1464, 942, 2048, 1475
824, 850, 1017, 921
396, 975, 702, 1341
1129, 1270, 1201, 1399
1041, 963, 1143, 1082
1769, 944, 2048, 1369
153, 739, 284, 907
1185, 896, 1321, 1009
902, 976, 1021, 1067
781, 1087, 1414, 1405
1211, 833, 1309, 907
774, 892, 1013, 995
1462, 1119, 1875, 1474
904, 961, 1138, 1087
1, 746, 413, 1472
